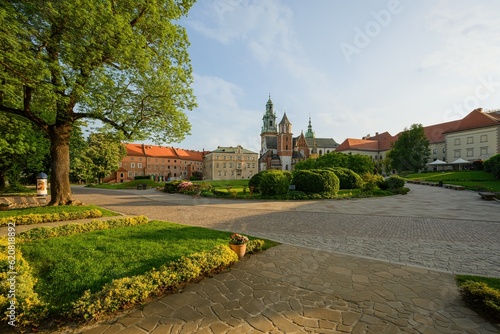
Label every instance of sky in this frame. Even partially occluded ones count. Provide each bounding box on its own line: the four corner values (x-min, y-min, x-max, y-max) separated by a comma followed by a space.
171, 0, 500, 153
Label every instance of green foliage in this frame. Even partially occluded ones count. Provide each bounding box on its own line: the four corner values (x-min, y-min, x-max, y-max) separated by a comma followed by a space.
0, 209, 102, 227
71, 245, 240, 320
379, 175, 406, 191
483, 154, 500, 178
387, 124, 430, 173
285, 191, 309, 200
248, 171, 265, 193
134, 175, 152, 180
361, 173, 385, 192
327, 167, 363, 189
0, 205, 117, 219
0, 114, 49, 189
459, 280, 500, 323
0, 238, 48, 326
164, 180, 183, 193
0, 0, 197, 203
292, 169, 339, 196
259, 170, 291, 196
294, 152, 374, 175
72, 132, 127, 183
404, 170, 500, 192
18, 216, 148, 242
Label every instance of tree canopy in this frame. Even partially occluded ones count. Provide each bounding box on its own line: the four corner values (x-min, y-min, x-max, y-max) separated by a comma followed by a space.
294, 151, 374, 175
0, 0, 196, 204
387, 124, 430, 173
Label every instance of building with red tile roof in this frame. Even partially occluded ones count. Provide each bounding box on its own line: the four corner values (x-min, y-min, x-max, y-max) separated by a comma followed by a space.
105, 144, 207, 183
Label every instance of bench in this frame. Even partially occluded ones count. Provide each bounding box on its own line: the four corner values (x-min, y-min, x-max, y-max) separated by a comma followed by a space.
478, 192, 496, 200
443, 184, 465, 190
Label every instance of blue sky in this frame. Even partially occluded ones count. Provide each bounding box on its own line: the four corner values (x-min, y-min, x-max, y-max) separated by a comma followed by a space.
173, 0, 500, 153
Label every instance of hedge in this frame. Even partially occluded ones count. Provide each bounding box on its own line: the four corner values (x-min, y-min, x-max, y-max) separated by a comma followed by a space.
0, 209, 103, 227
17, 216, 149, 242
292, 169, 339, 196
460, 281, 500, 323
0, 238, 48, 326
71, 241, 265, 320
326, 167, 363, 189
259, 170, 291, 196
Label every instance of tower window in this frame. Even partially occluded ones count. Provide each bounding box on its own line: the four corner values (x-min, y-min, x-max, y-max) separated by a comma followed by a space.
269, 121, 273, 126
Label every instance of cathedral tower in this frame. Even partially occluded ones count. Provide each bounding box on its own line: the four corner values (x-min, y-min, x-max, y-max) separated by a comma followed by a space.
277, 112, 293, 170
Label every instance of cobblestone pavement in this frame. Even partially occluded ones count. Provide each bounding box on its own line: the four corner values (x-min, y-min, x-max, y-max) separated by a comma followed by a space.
23, 184, 500, 332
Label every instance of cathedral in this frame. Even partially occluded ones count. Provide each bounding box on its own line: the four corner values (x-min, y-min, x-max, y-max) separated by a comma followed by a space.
259, 96, 339, 171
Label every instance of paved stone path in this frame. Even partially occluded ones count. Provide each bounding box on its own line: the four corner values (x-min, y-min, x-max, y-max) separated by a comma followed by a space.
5, 184, 500, 333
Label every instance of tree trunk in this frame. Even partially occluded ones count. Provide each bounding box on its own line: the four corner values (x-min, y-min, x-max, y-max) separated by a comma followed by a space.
0, 172, 5, 190
48, 123, 78, 205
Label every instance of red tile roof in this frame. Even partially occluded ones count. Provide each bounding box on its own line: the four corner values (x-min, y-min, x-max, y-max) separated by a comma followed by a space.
443, 108, 500, 134
336, 138, 380, 152
124, 143, 206, 161
423, 120, 462, 143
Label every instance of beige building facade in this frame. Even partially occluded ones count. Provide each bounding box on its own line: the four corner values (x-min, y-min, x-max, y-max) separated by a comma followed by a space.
203, 145, 259, 180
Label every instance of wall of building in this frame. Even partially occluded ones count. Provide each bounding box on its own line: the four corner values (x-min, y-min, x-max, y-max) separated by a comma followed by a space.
445, 126, 499, 162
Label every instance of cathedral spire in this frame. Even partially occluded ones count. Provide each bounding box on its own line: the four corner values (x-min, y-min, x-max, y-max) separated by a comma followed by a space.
305, 115, 315, 138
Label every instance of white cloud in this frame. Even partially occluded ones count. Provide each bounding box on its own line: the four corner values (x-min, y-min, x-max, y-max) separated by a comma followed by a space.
180, 74, 261, 152
421, 4, 500, 77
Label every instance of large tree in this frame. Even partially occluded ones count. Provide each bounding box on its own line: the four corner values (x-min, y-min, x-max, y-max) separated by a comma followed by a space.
387, 124, 430, 173
0, 0, 196, 205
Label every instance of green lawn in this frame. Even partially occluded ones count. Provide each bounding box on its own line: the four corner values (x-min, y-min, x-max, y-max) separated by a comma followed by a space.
87, 179, 164, 189
0, 204, 118, 218
20, 221, 278, 313
405, 171, 500, 191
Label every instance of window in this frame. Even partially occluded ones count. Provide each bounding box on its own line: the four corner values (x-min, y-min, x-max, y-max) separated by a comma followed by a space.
218, 171, 221, 176
443, 148, 446, 153
137, 163, 142, 168
216, 163, 219, 168
480, 147, 488, 156
120, 173, 124, 178
128, 171, 133, 177
229, 163, 233, 168
131, 163, 135, 168
433, 148, 437, 154
480, 135, 488, 143
139, 158, 142, 161
216, 155, 219, 160
454, 149, 461, 158
467, 137, 473, 144
454, 138, 460, 146
466, 148, 474, 157
223, 163, 226, 168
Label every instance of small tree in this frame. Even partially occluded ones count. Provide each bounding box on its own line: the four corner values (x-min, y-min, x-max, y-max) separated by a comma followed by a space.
72, 132, 126, 183
483, 154, 500, 178
388, 124, 430, 173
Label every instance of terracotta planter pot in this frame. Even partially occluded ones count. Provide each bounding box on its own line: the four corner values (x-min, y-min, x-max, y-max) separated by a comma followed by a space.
229, 244, 246, 259
0, 206, 9, 211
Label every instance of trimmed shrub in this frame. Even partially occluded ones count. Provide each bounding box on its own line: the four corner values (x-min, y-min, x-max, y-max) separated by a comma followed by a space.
327, 167, 363, 189
361, 173, 384, 192
292, 169, 339, 196
0, 238, 48, 326
259, 170, 291, 196
18, 216, 149, 242
134, 175, 152, 180
164, 180, 182, 193
0, 209, 103, 227
484, 154, 500, 178
460, 281, 500, 323
286, 191, 309, 200
71, 243, 264, 320
383, 175, 406, 190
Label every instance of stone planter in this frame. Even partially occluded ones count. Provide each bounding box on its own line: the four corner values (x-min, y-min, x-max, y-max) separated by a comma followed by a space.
0, 205, 10, 211
229, 244, 246, 259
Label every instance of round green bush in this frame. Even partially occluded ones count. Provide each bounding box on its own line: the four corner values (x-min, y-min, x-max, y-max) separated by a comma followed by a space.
384, 175, 406, 190
484, 154, 500, 178
259, 170, 291, 196
292, 169, 339, 196
327, 167, 363, 189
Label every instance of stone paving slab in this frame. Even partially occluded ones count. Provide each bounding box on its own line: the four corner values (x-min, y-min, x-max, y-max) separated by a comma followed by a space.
60, 245, 498, 334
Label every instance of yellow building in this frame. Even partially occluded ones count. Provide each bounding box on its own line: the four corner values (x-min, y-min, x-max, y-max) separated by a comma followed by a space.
203, 145, 259, 180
